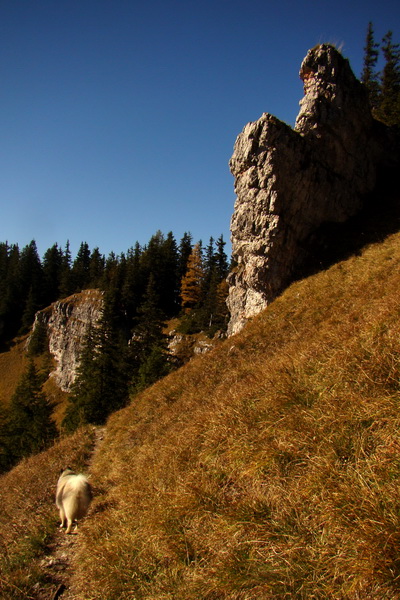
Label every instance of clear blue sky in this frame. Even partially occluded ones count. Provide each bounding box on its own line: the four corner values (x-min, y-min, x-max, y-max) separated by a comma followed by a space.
1, 0, 399, 260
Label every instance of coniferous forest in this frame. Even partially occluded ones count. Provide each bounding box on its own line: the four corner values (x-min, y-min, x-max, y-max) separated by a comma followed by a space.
361, 23, 400, 126
0, 231, 230, 347
0, 231, 230, 471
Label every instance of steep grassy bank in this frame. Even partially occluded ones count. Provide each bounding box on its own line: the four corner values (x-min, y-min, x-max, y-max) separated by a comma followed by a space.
67, 232, 400, 599
0, 334, 68, 422
0, 427, 96, 600
0, 336, 29, 407
1, 231, 399, 599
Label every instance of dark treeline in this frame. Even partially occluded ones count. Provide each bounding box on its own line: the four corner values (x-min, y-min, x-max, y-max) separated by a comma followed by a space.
0, 231, 230, 348
0, 231, 230, 472
361, 23, 400, 126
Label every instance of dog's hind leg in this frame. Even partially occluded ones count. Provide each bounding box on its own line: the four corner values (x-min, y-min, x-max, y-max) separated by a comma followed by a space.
65, 518, 73, 534
59, 507, 66, 529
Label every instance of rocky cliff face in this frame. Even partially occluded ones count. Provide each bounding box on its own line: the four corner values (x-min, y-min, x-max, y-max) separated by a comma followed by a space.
31, 290, 103, 392
227, 44, 399, 336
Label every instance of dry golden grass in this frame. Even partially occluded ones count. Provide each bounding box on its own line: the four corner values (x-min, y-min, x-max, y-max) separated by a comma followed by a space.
1, 232, 400, 599
42, 374, 70, 428
0, 335, 69, 416
0, 427, 96, 600
0, 336, 29, 407
63, 231, 400, 599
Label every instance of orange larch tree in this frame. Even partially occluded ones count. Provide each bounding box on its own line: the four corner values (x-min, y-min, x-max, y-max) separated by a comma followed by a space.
180, 243, 204, 313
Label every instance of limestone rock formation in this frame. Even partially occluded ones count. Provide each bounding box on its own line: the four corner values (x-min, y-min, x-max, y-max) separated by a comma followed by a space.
227, 44, 399, 336
31, 289, 103, 391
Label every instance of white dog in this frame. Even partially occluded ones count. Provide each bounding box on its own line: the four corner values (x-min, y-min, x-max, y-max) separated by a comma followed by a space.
56, 467, 92, 534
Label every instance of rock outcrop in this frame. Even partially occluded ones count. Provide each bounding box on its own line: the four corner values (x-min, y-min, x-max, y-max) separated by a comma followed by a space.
227, 44, 399, 335
31, 290, 103, 391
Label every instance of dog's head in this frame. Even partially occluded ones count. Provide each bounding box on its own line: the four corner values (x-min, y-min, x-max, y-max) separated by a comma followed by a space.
59, 466, 75, 478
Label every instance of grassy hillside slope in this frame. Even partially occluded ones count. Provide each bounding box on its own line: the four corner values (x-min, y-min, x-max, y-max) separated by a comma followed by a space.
0, 335, 68, 423
74, 231, 400, 599
0, 427, 97, 599
1, 231, 400, 599
0, 336, 29, 407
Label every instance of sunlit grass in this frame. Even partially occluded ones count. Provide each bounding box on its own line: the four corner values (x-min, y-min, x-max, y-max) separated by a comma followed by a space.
0, 336, 29, 407
1, 232, 400, 599
0, 427, 96, 600
67, 231, 400, 599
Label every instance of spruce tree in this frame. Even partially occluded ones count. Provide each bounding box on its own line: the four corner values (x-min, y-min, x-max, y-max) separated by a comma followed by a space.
130, 274, 171, 392
214, 279, 230, 331
139, 231, 165, 304
203, 237, 216, 281
0, 244, 21, 344
178, 232, 193, 281
71, 242, 91, 291
59, 240, 73, 298
215, 235, 229, 280
122, 242, 144, 327
42, 243, 63, 306
27, 318, 49, 356
19, 241, 44, 332
89, 247, 105, 288
62, 324, 99, 431
102, 251, 120, 290
159, 232, 180, 317
377, 31, 400, 126
62, 294, 130, 431
7, 361, 57, 463
361, 22, 380, 109
21, 287, 40, 332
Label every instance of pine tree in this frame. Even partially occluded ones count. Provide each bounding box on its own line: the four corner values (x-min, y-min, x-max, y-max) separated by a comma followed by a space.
361, 22, 380, 109
214, 279, 230, 331
122, 242, 144, 327
377, 31, 400, 126
89, 247, 105, 288
27, 318, 49, 356
0, 243, 21, 344
102, 251, 120, 289
134, 345, 171, 392
71, 242, 91, 291
203, 237, 216, 282
215, 235, 229, 280
130, 274, 171, 392
159, 232, 180, 317
62, 324, 99, 431
19, 241, 44, 332
42, 243, 63, 306
178, 232, 193, 281
62, 295, 130, 431
139, 231, 165, 305
0, 243, 9, 303
7, 361, 57, 463
59, 240, 73, 298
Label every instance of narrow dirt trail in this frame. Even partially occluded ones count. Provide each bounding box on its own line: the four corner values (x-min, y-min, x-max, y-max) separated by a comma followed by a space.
38, 427, 105, 600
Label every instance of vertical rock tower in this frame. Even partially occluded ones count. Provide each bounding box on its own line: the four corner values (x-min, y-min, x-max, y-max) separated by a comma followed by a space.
227, 44, 397, 336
